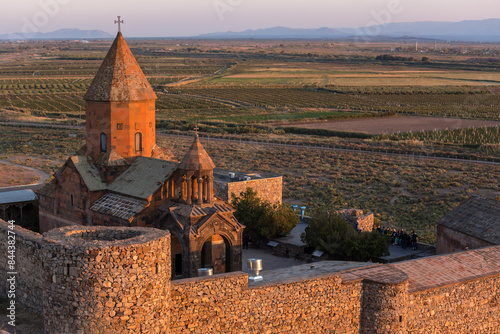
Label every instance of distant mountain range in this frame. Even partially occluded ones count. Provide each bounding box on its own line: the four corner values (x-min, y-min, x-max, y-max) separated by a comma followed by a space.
0, 29, 113, 40
198, 19, 500, 42
2, 19, 500, 41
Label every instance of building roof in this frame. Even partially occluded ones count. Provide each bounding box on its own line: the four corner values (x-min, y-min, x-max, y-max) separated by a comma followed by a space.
178, 134, 215, 171
70, 156, 107, 192
96, 149, 128, 167
213, 168, 281, 183
151, 145, 178, 162
392, 245, 500, 292
438, 196, 500, 245
83, 32, 157, 102
90, 193, 147, 221
108, 157, 177, 199
0, 189, 37, 205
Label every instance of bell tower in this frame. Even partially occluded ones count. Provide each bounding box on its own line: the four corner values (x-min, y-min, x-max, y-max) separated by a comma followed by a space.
177, 133, 216, 205
83, 31, 157, 161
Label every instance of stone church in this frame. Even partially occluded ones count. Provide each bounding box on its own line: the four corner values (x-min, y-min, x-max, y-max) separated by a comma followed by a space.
37, 32, 252, 278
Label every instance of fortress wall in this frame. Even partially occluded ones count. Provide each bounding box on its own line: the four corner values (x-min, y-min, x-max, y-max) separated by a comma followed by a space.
0, 219, 43, 313
215, 176, 283, 204
170, 272, 363, 334
2, 221, 500, 334
42, 226, 171, 334
407, 274, 500, 333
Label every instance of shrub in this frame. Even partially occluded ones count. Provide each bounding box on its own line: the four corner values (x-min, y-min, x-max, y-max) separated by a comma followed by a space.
301, 207, 389, 261
232, 188, 299, 241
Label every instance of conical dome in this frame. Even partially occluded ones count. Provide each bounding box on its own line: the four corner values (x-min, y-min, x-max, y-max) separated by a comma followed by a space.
84, 32, 156, 102
178, 134, 215, 171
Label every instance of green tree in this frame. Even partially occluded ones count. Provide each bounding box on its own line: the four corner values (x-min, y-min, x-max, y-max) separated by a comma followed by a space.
232, 188, 299, 241
301, 208, 389, 261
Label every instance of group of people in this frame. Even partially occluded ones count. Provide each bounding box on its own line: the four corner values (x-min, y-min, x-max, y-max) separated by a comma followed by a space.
376, 226, 419, 250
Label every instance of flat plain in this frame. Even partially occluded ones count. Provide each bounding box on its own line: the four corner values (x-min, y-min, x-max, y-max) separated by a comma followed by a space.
0, 38, 498, 243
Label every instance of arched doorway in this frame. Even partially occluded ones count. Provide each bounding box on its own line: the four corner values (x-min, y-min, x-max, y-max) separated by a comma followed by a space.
200, 234, 231, 274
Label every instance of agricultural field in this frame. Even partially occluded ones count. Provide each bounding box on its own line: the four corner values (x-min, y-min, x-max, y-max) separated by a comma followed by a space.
286, 116, 500, 134
160, 136, 500, 244
0, 38, 498, 244
0, 123, 497, 244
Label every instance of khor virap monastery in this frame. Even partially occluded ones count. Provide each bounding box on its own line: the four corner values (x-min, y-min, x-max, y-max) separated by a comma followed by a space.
0, 32, 499, 334
36, 31, 284, 278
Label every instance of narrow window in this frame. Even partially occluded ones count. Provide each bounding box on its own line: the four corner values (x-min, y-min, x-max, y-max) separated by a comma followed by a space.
135, 132, 142, 152
100, 133, 107, 152
70, 194, 74, 207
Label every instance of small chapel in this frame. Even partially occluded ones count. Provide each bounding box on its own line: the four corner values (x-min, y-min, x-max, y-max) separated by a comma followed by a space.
37, 31, 246, 278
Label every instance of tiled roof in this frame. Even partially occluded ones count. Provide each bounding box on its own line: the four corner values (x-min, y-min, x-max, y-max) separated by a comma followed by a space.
90, 193, 147, 220
108, 157, 177, 199
438, 196, 500, 244
70, 156, 107, 192
165, 201, 234, 218
37, 180, 55, 198
178, 134, 215, 171
97, 149, 128, 167
151, 145, 178, 162
392, 246, 500, 292
84, 32, 157, 102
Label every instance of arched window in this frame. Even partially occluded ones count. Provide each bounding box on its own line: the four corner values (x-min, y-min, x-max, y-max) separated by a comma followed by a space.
135, 132, 142, 152
100, 133, 107, 152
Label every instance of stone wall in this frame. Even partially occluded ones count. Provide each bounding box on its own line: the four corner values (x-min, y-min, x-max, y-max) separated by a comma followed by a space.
407, 274, 500, 333
0, 219, 43, 312
2, 218, 500, 334
214, 176, 282, 204
170, 272, 362, 333
339, 209, 374, 232
436, 224, 495, 254
42, 226, 171, 334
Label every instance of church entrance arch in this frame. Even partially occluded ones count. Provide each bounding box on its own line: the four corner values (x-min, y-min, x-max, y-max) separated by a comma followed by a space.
200, 234, 231, 274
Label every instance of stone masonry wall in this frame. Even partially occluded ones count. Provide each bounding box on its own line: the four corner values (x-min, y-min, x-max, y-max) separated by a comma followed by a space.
436, 224, 495, 255
339, 209, 374, 232
42, 226, 171, 334
214, 177, 282, 204
0, 219, 44, 313
407, 274, 500, 333
170, 272, 363, 334
2, 218, 500, 334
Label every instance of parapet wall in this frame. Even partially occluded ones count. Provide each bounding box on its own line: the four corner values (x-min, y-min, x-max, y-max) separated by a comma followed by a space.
0, 219, 43, 313
1, 219, 499, 334
42, 226, 171, 334
170, 272, 362, 333
407, 274, 500, 333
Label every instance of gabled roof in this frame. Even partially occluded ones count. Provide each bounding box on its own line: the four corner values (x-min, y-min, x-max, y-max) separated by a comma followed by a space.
70, 156, 107, 192
151, 144, 178, 162
97, 149, 128, 167
83, 32, 157, 102
178, 134, 215, 171
438, 196, 500, 245
90, 193, 147, 221
108, 157, 177, 199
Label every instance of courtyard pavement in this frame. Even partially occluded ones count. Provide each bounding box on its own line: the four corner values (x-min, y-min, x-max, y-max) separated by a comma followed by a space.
242, 247, 306, 274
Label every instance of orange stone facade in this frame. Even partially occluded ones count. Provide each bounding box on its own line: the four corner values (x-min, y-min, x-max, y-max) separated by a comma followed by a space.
85, 100, 156, 160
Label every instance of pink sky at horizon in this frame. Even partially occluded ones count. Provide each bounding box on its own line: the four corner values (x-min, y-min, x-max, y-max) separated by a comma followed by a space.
2, 0, 500, 37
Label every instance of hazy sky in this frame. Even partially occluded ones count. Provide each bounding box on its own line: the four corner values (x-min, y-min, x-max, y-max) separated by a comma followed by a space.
2, 0, 500, 37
